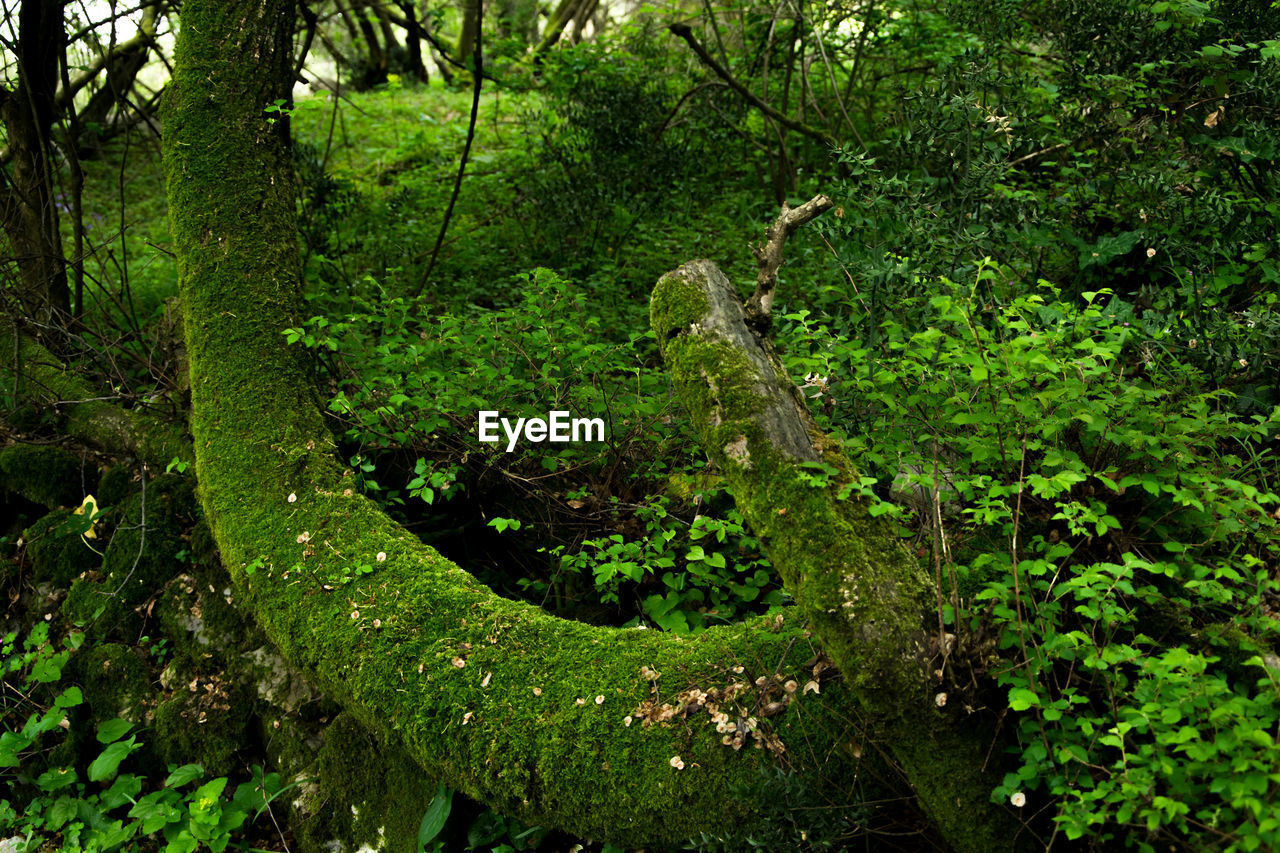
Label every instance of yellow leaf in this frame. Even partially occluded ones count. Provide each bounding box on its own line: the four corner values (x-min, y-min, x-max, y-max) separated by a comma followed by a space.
74, 495, 100, 539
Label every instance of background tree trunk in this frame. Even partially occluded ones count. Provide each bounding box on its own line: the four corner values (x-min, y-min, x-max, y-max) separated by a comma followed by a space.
1, 0, 71, 330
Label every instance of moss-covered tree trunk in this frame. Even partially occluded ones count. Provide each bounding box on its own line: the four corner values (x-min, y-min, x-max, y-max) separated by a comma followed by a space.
163, 3, 900, 849
651, 259, 1027, 851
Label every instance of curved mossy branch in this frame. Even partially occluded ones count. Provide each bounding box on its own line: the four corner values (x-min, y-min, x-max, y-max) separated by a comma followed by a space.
162, 1, 873, 845
650, 260, 1026, 852
0, 317, 191, 467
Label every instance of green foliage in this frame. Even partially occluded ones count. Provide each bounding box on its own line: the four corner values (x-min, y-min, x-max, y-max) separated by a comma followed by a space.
285, 265, 796, 628
1, 625, 296, 852
515, 43, 710, 280
417, 784, 452, 850
544, 493, 784, 633
814, 0, 1280, 413
287, 268, 668, 462
779, 263, 1280, 847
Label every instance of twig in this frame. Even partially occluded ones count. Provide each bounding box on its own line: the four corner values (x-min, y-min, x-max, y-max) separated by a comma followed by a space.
668, 22, 833, 149
745, 194, 834, 328
412, 0, 484, 297
1008, 142, 1067, 167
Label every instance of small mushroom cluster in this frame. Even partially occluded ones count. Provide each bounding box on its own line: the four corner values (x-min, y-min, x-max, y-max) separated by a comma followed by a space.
628, 654, 839, 758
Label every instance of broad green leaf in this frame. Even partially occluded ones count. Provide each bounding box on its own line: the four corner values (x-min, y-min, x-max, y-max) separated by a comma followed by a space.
418, 784, 454, 850
88, 737, 138, 782
97, 718, 133, 744
1008, 687, 1041, 712
164, 763, 205, 788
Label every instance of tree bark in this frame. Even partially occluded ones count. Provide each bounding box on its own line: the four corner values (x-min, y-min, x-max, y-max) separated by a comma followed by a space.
533, 0, 585, 57
455, 0, 481, 65
394, 0, 430, 82
349, 0, 389, 86
164, 2, 882, 848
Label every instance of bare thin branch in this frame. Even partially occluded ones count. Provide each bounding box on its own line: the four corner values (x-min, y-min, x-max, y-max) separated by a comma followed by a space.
745, 193, 834, 327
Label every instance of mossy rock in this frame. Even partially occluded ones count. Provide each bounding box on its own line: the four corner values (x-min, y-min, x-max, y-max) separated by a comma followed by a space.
189, 518, 219, 566
0, 443, 96, 508
45, 718, 86, 770
76, 643, 154, 724
62, 577, 141, 639
153, 683, 251, 777
294, 713, 436, 853
259, 711, 323, 779
24, 509, 104, 585
155, 568, 254, 668
98, 465, 139, 508
101, 473, 198, 605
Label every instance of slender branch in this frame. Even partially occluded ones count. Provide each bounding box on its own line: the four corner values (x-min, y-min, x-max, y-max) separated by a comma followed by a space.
668, 23, 834, 148
412, 0, 483, 297
296, 0, 319, 80
745, 193, 834, 327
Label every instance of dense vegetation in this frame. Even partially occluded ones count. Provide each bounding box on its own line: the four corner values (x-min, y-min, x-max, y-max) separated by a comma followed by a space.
2, 0, 1278, 850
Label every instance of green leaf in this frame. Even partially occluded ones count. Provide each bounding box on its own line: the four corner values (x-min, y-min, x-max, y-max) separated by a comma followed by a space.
102, 773, 144, 809
418, 785, 454, 850
55, 686, 84, 709
97, 718, 133, 744
130, 791, 183, 834
164, 830, 199, 853
88, 737, 138, 782
46, 795, 81, 830
192, 777, 229, 811
36, 765, 79, 792
164, 763, 205, 788
1008, 687, 1041, 712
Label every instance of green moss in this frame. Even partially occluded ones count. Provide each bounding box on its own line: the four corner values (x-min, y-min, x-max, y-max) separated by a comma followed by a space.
294, 713, 436, 853
156, 565, 254, 668
101, 473, 197, 606
76, 643, 154, 724
24, 509, 103, 585
189, 518, 219, 565
165, 3, 869, 845
650, 264, 713, 340
153, 685, 250, 777
665, 470, 723, 502
0, 443, 92, 508
651, 259, 1022, 852
61, 578, 140, 639
45, 721, 86, 769
259, 711, 323, 779
98, 465, 138, 508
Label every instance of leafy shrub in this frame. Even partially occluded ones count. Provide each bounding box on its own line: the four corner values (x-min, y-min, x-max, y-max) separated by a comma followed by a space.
543, 491, 785, 633
776, 263, 1280, 848
0, 624, 296, 852
811, 0, 1280, 411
